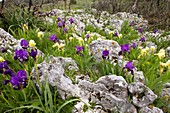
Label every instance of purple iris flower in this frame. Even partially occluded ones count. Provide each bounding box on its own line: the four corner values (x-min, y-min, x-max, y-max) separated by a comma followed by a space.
131, 43, 136, 49
75, 46, 84, 54
4, 70, 27, 90
63, 28, 67, 32
130, 22, 133, 27
30, 49, 38, 59
123, 61, 135, 75
38, 11, 42, 15
102, 49, 109, 59
17, 70, 27, 82
20, 39, 28, 49
114, 32, 118, 36
1, 47, 6, 53
58, 22, 62, 27
86, 34, 90, 39
153, 29, 158, 33
62, 20, 65, 27
46, 12, 50, 17
119, 44, 130, 55
3, 80, 9, 85
4, 69, 15, 76
14, 49, 29, 63
49, 34, 58, 43
69, 18, 74, 24
0, 61, 9, 73
138, 27, 143, 33
139, 36, 146, 42
10, 75, 20, 90
57, 17, 61, 22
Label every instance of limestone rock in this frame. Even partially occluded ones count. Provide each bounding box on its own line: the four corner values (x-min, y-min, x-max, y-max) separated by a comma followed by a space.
140, 106, 164, 113
128, 82, 157, 108
133, 71, 145, 84
31, 56, 79, 99
89, 40, 121, 61
0, 28, 18, 52
77, 75, 137, 113
96, 75, 128, 100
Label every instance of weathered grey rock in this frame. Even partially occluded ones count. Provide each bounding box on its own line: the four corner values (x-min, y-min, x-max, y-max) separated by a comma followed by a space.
133, 71, 145, 84
110, 19, 124, 31
31, 56, 79, 99
96, 75, 128, 100
77, 75, 137, 113
128, 82, 157, 108
140, 106, 164, 113
89, 40, 121, 61
75, 74, 91, 83
0, 28, 17, 51
73, 102, 107, 113
161, 83, 170, 107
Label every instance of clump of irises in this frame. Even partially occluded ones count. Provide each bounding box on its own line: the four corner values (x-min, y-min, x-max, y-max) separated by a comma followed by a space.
57, 17, 74, 33
14, 39, 38, 63
0, 60, 27, 90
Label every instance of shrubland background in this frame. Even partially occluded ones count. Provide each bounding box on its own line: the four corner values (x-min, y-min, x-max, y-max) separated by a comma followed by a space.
0, 0, 170, 30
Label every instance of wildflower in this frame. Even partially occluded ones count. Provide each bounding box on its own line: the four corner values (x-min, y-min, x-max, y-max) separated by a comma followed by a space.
69, 17, 74, 24
58, 43, 65, 50
0, 56, 5, 62
29, 40, 36, 48
57, 17, 61, 22
69, 37, 74, 42
153, 29, 158, 33
62, 20, 65, 27
160, 60, 170, 73
4, 69, 15, 76
22, 24, 28, 31
77, 37, 84, 44
131, 43, 136, 49
75, 46, 83, 54
102, 49, 109, 59
150, 46, 156, 52
3, 80, 9, 85
52, 43, 65, 50
1, 47, 6, 53
123, 61, 135, 75
155, 49, 165, 59
130, 22, 133, 27
109, 31, 114, 35
63, 28, 67, 33
30, 49, 38, 60
114, 32, 118, 37
20, 39, 28, 49
0, 61, 8, 73
14, 49, 29, 63
166, 60, 170, 69
17, 70, 27, 82
139, 36, 146, 42
119, 44, 130, 55
38, 31, 44, 38
58, 22, 62, 27
10, 76, 20, 90
5, 70, 28, 90
86, 34, 90, 39
118, 34, 122, 39
138, 27, 143, 33
49, 34, 58, 43
137, 47, 150, 58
